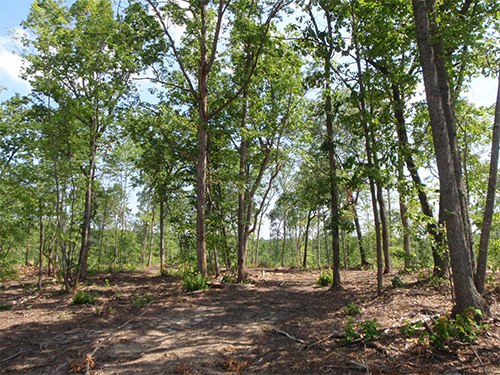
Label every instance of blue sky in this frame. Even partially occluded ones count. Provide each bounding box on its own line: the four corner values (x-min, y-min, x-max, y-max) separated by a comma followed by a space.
0, 1, 498, 107
0, 0, 35, 101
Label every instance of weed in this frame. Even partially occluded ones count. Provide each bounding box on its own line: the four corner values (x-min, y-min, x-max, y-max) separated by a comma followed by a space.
222, 274, 236, 283
104, 279, 110, 287
342, 316, 361, 342
182, 272, 209, 292
359, 318, 382, 341
399, 308, 487, 351
316, 269, 333, 286
130, 293, 153, 308
391, 276, 408, 288
344, 302, 361, 315
73, 290, 97, 305
0, 301, 13, 310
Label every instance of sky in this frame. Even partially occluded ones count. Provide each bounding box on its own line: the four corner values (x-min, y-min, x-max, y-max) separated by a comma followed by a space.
0, 0, 34, 101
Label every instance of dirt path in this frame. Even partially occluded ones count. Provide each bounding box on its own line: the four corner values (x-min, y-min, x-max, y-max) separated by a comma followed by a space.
1, 267, 499, 374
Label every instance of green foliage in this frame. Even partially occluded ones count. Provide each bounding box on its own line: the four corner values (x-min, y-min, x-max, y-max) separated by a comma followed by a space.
73, 290, 97, 305
400, 308, 487, 351
182, 272, 209, 292
359, 319, 382, 341
342, 316, 361, 343
0, 301, 13, 310
342, 317, 382, 342
316, 269, 333, 286
344, 302, 361, 315
400, 320, 424, 338
130, 293, 153, 308
390, 276, 408, 288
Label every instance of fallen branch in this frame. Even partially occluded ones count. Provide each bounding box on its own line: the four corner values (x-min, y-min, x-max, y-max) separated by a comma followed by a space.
271, 327, 305, 344
470, 343, 489, 375
0, 349, 25, 363
301, 332, 341, 350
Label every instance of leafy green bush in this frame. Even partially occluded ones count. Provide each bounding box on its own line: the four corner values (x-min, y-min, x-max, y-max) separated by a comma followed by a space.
399, 308, 487, 351
359, 318, 382, 341
391, 276, 408, 288
182, 272, 209, 292
0, 301, 13, 310
316, 269, 333, 286
130, 293, 153, 308
73, 290, 97, 305
344, 302, 361, 315
342, 316, 361, 342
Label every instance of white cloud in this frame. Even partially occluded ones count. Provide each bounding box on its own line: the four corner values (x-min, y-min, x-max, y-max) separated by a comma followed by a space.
0, 29, 31, 91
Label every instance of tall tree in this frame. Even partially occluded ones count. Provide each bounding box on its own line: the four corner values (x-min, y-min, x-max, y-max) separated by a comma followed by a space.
412, 0, 487, 314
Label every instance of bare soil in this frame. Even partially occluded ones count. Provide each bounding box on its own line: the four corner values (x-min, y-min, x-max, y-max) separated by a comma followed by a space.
1, 266, 500, 375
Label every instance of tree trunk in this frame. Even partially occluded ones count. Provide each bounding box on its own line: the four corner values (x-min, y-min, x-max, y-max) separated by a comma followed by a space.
281, 216, 286, 267
412, 0, 486, 314
398, 167, 412, 269
147, 206, 155, 267
37, 203, 44, 290
475, 70, 500, 294
303, 210, 313, 268
75, 135, 97, 287
159, 199, 165, 269
376, 180, 391, 273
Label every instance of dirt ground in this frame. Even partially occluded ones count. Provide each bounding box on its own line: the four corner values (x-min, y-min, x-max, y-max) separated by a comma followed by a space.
1, 266, 500, 375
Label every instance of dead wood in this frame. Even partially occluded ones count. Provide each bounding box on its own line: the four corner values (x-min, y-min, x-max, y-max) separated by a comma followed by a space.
0, 349, 26, 363
301, 332, 342, 350
271, 327, 305, 344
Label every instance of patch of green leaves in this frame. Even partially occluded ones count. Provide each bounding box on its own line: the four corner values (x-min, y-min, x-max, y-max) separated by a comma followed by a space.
344, 302, 361, 315
316, 269, 333, 286
399, 308, 487, 351
342, 317, 382, 343
130, 293, 152, 308
73, 290, 97, 305
0, 301, 13, 310
182, 272, 209, 292
391, 276, 408, 288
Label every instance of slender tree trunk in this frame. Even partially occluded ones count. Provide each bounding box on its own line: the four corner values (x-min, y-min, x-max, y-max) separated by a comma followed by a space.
159, 199, 165, 269
353, 34, 383, 292
75, 134, 97, 287
412, 0, 486, 314
475, 70, 500, 294
317, 210, 321, 266
147, 206, 155, 267
303, 210, 313, 268
37, 203, 44, 290
376, 180, 391, 273
398, 166, 412, 269
281, 215, 286, 267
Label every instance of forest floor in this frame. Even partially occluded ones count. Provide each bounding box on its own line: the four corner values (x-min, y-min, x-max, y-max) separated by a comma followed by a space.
1, 266, 500, 375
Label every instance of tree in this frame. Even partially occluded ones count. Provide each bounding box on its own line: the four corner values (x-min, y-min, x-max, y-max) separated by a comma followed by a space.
133, 0, 289, 278
412, 0, 487, 314
21, 0, 144, 287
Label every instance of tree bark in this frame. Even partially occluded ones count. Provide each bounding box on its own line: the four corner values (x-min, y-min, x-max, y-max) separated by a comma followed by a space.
303, 210, 313, 268
412, 0, 486, 314
475, 70, 500, 294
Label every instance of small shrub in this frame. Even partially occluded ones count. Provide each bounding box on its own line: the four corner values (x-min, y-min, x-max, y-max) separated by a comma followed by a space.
316, 269, 333, 286
73, 290, 97, 305
182, 272, 209, 292
0, 301, 13, 310
341, 316, 361, 342
344, 302, 361, 315
130, 293, 153, 308
359, 318, 382, 341
391, 276, 408, 288
399, 308, 487, 351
